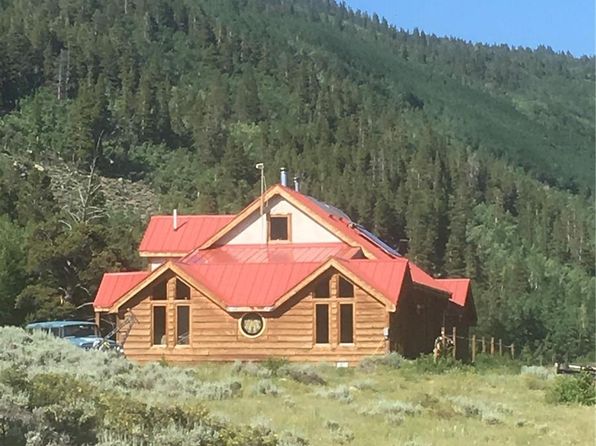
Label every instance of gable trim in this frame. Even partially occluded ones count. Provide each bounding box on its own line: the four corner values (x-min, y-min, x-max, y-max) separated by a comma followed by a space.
196, 185, 377, 258
107, 261, 228, 314
273, 258, 398, 312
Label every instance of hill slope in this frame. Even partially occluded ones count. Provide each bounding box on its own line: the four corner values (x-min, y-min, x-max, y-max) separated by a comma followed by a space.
0, 0, 593, 359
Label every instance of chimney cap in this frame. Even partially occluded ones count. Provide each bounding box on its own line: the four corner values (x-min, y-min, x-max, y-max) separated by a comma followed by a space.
280, 167, 288, 187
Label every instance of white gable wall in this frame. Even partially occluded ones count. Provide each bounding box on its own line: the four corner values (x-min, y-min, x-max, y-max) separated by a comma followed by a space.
216, 195, 341, 245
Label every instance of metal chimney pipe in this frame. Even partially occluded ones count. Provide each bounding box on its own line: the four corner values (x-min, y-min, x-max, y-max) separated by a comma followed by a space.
293, 176, 301, 192
173, 209, 178, 231
280, 167, 288, 187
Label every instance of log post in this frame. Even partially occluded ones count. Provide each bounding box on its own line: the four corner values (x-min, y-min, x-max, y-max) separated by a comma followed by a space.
499, 339, 503, 356
510, 343, 515, 359
471, 334, 476, 363
452, 326, 457, 359
481, 337, 486, 354
490, 337, 495, 355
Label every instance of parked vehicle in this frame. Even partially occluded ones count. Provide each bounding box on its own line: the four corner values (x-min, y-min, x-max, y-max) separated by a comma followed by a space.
25, 320, 121, 352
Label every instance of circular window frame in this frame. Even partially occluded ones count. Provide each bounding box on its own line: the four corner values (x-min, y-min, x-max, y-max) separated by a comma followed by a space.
239, 313, 266, 338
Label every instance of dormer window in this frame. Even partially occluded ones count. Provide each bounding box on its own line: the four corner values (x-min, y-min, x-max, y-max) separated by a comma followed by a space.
269, 215, 290, 241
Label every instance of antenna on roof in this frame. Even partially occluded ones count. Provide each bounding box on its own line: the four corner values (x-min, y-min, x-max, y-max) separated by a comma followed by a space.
256, 163, 265, 215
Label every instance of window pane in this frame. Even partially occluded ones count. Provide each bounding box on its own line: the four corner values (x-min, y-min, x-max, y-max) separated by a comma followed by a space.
176, 279, 190, 300
315, 304, 329, 344
152, 281, 167, 300
153, 306, 166, 345
338, 276, 354, 297
176, 306, 190, 345
269, 216, 289, 240
340, 304, 354, 344
314, 279, 330, 298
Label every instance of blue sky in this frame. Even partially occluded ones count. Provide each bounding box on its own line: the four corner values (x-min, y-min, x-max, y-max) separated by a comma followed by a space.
343, 0, 594, 57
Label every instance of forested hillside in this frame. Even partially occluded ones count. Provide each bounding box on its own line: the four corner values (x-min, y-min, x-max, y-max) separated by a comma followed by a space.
0, 0, 593, 360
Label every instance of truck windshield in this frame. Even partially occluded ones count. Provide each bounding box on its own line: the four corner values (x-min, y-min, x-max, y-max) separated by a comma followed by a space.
62, 324, 99, 338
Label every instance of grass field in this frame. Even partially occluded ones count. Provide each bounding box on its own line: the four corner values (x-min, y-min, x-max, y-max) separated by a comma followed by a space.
198, 359, 594, 446
0, 327, 593, 446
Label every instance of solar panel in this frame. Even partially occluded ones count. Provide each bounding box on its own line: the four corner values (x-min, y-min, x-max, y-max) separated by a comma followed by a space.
307, 196, 352, 222
351, 223, 401, 257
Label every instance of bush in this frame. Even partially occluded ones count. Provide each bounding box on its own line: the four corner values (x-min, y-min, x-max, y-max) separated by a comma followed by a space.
447, 396, 510, 424
358, 353, 402, 371
546, 373, 595, 406
253, 379, 281, 396
261, 357, 290, 376
315, 385, 353, 404
324, 421, 354, 445
406, 355, 470, 374
279, 364, 326, 386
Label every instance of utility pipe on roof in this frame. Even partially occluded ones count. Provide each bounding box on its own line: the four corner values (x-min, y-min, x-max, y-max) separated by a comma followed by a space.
280, 167, 288, 187
173, 209, 178, 231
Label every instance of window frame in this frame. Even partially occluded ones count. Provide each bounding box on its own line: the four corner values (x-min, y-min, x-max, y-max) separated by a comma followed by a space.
267, 213, 291, 242
175, 304, 190, 347
338, 303, 355, 345
311, 274, 357, 347
150, 280, 167, 301
151, 304, 167, 347
314, 303, 330, 345
175, 278, 191, 300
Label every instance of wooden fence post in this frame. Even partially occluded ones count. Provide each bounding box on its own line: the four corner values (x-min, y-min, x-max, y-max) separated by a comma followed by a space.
490, 337, 495, 355
471, 334, 476, 363
499, 339, 503, 356
481, 337, 486, 354
510, 343, 515, 359
452, 326, 457, 359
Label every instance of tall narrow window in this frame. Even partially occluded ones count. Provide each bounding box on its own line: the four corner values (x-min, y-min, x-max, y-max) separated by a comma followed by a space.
151, 281, 167, 300
338, 276, 354, 297
315, 304, 329, 344
152, 306, 166, 345
314, 278, 330, 298
176, 306, 190, 345
339, 304, 354, 344
269, 215, 289, 241
176, 279, 190, 300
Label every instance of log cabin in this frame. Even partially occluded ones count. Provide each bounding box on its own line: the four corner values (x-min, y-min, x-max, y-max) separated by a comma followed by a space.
94, 171, 476, 364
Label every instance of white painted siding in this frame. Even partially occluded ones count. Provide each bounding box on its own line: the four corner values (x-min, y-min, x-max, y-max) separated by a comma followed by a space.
217, 195, 340, 245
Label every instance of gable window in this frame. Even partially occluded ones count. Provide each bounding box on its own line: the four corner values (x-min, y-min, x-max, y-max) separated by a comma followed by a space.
339, 304, 354, 344
314, 278, 330, 298
176, 306, 190, 345
315, 304, 330, 344
152, 306, 166, 345
269, 215, 289, 241
176, 279, 190, 300
151, 281, 167, 300
338, 276, 354, 298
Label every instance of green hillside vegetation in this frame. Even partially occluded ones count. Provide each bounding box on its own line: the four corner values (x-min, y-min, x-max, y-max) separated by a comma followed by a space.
1, 327, 594, 446
0, 0, 594, 360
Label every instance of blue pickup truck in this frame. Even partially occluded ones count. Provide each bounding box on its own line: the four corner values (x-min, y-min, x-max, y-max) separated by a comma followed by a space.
25, 320, 120, 351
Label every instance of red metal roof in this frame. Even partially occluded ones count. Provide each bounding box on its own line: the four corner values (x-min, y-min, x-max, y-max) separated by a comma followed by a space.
177, 261, 323, 308
94, 271, 150, 309
280, 186, 395, 260
435, 278, 471, 307
184, 243, 361, 265
139, 215, 234, 255
338, 259, 409, 305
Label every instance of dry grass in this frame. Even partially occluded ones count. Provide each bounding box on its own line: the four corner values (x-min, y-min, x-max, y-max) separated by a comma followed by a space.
203, 361, 594, 446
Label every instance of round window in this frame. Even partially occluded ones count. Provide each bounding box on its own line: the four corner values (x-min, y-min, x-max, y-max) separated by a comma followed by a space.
240, 313, 265, 337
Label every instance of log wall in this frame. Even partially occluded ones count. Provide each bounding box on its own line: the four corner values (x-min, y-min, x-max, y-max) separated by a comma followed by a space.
116, 270, 389, 364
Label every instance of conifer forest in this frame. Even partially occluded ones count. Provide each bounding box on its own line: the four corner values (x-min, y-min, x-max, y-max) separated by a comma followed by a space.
0, 0, 594, 361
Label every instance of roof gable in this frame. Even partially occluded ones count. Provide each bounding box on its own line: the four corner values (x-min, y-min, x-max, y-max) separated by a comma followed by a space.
199, 185, 397, 259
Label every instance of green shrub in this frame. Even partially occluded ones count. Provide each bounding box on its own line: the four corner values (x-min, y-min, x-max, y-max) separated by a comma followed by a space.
279, 364, 326, 386
359, 352, 403, 371
546, 373, 595, 405
253, 379, 281, 396
261, 357, 290, 376
324, 420, 354, 445
406, 355, 471, 374
315, 385, 353, 404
